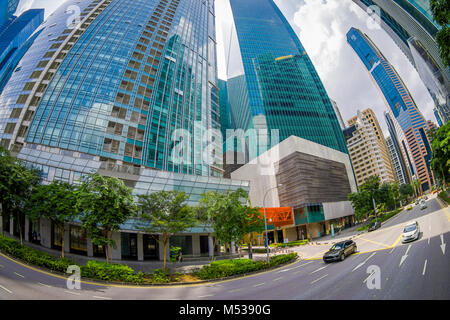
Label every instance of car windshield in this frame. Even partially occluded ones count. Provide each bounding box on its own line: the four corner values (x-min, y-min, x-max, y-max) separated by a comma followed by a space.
404, 225, 416, 232
331, 243, 344, 250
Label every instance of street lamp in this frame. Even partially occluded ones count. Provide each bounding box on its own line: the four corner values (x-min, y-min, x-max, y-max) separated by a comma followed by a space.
263, 184, 283, 264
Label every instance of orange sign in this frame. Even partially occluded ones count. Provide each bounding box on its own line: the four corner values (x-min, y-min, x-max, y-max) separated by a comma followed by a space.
259, 207, 294, 227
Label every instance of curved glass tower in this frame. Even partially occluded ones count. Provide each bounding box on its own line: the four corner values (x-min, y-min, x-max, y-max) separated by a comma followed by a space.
225, 0, 348, 157
0, 0, 247, 203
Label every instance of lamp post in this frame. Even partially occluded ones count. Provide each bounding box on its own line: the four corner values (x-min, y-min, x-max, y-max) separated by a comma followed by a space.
263, 184, 283, 264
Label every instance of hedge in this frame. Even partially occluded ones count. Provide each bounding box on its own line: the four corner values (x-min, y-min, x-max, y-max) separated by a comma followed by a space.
194, 253, 297, 280
270, 240, 308, 248
438, 191, 450, 205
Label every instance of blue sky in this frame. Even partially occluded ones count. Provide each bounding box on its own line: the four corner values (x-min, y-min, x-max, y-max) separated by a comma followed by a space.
15, 0, 437, 134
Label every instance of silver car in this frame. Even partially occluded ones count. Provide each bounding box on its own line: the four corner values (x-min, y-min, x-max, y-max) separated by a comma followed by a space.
420, 199, 427, 210
402, 221, 420, 243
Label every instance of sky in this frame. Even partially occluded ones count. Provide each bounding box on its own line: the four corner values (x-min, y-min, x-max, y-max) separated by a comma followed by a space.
15, 0, 438, 136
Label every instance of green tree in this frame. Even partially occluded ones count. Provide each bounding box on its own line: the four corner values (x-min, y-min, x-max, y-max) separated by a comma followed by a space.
135, 190, 196, 270
0, 147, 41, 243
348, 189, 372, 222
399, 183, 415, 203
197, 188, 251, 259
431, 122, 449, 190
28, 181, 78, 258
241, 205, 265, 260
77, 173, 136, 263
430, 0, 450, 67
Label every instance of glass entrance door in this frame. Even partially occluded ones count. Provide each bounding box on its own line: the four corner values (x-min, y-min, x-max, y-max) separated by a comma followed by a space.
143, 235, 159, 260
121, 233, 138, 260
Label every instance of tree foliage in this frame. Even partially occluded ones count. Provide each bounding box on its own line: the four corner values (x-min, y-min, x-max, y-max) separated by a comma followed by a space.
135, 190, 196, 270
430, 0, 450, 67
77, 173, 136, 263
28, 181, 78, 257
431, 122, 450, 189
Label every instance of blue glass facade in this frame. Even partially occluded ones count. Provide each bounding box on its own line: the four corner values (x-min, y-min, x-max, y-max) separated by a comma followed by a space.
0, 0, 19, 29
0, 9, 44, 94
347, 27, 434, 191
0, 0, 247, 201
227, 0, 348, 156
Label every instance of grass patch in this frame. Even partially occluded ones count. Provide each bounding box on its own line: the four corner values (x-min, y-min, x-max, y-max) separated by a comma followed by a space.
438, 191, 450, 205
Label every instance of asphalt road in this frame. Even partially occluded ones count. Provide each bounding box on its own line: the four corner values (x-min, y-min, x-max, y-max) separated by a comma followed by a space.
0, 197, 448, 300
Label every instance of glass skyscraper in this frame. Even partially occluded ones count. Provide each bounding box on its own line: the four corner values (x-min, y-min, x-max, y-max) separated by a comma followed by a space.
0, 9, 44, 93
225, 0, 348, 159
347, 27, 434, 192
0, 0, 19, 30
352, 0, 449, 124
0, 0, 247, 202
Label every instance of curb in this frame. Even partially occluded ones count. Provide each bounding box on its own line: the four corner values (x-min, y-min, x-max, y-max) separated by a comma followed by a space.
0, 249, 299, 287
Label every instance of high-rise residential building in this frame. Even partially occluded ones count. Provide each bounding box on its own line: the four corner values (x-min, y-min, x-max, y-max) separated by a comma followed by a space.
331, 100, 346, 130
384, 111, 412, 184
345, 109, 395, 186
0, 0, 19, 29
347, 27, 434, 192
225, 0, 348, 161
0, 0, 249, 261
386, 135, 407, 185
0, 9, 44, 93
352, 0, 449, 125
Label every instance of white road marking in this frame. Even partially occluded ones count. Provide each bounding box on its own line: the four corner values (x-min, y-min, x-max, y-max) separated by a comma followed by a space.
389, 247, 395, 254
93, 295, 112, 300
399, 245, 411, 267
14, 272, 24, 278
440, 234, 446, 255
0, 285, 12, 294
64, 290, 81, 296
363, 271, 375, 283
352, 252, 376, 272
422, 260, 427, 276
273, 277, 283, 281
310, 274, 328, 284
290, 261, 314, 271
198, 294, 215, 298
428, 237, 430, 245
276, 268, 291, 273
38, 282, 52, 288
310, 266, 327, 275
0, 264, 3, 268
228, 288, 243, 293
253, 283, 265, 287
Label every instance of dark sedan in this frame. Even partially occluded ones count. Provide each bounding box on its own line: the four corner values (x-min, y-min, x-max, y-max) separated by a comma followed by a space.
368, 220, 381, 232
323, 240, 357, 263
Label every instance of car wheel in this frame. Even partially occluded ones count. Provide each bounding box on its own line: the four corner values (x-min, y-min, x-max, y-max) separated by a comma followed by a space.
353, 246, 357, 254
340, 253, 345, 261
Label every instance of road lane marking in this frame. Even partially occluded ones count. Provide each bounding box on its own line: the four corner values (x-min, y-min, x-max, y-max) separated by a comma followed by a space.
440, 234, 446, 255
428, 237, 430, 245
291, 261, 314, 269
64, 290, 81, 296
253, 283, 265, 287
0, 285, 12, 294
93, 295, 112, 300
391, 233, 403, 247
356, 236, 391, 248
273, 277, 283, 282
309, 266, 327, 275
363, 271, 375, 283
0, 264, 3, 268
228, 288, 243, 293
198, 294, 215, 298
276, 268, 291, 273
422, 260, 427, 276
38, 282, 52, 288
399, 245, 411, 267
310, 274, 328, 284
14, 272, 24, 278
389, 246, 395, 254
352, 252, 376, 272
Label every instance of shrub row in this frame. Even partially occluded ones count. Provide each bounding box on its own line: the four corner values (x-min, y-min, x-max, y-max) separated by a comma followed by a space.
438, 191, 450, 205
357, 208, 403, 231
194, 253, 297, 280
270, 240, 308, 248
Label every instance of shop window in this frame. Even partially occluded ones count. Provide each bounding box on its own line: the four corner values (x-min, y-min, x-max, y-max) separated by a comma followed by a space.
70, 226, 87, 255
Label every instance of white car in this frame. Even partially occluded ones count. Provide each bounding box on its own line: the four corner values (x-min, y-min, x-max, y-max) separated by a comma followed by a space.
420, 199, 427, 210
402, 221, 420, 243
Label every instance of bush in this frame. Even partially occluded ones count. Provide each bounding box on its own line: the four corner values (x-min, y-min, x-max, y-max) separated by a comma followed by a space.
195, 253, 297, 280
438, 191, 450, 204
81, 260, 144, 283
0, 234, 76, 273
407, 206, 413, 211
150, 268, 171, 283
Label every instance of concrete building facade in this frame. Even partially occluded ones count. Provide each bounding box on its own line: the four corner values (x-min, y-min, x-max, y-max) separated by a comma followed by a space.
345, 108, 396, 186
230, 135, 357, 241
